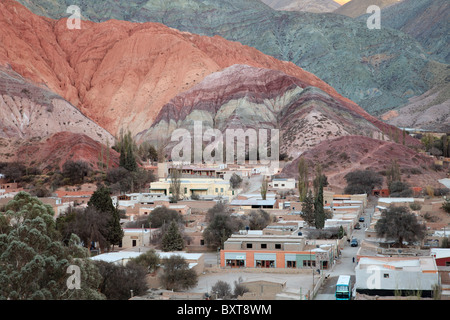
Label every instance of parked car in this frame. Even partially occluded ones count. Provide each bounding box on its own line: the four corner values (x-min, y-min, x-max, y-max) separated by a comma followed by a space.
354, 223, 361, 230
350, 238, 358, 247
358, 217, 365, 222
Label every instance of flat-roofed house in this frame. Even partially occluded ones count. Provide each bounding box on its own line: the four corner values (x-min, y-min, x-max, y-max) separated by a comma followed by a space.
431, 248, 450, 267
149, 178, 236, 199
355, 256, 439, 298
220, 234, 332, 270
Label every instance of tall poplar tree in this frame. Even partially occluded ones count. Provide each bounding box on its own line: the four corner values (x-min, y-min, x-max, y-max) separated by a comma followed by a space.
298, 157, 308, 202
314, 179, 325, 229
301, 190, 315, 227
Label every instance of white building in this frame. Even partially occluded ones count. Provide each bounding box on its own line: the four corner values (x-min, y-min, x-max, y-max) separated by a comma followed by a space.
269, 178, 296, 190
112, 193, 169, 207
355, 256, 439, 298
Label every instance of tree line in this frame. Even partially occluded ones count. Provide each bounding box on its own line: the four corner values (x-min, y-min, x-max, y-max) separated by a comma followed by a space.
0, 191, 201, 300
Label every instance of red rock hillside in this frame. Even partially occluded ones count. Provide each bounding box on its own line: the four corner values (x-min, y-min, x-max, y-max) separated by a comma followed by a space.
280, 135, 441, 189
0, 0, 407, 142
16, 132, 120, 171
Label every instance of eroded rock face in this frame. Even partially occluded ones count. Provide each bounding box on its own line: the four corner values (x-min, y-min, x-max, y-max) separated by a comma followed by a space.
0, 0, 395, 138
14, 0, 445, 118
0, 68, 114, 145
16, 132, 120, 171
137, 64, 406, 160
280, 135, 440, 189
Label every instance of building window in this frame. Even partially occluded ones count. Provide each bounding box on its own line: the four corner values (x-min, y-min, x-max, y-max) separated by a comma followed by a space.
200, 239, 205, 246
220, 188, 224, 192
383, 274, 389, 278
256, 260, 275, 268
303, 260, 316, 267
275, 244, 281, 249
184, 187, 187, 194
215, 188, 218, 193
226, 260, 245, 268
261, 244, 267, 249
246, 243, 253, 249
287, 261, 297, 268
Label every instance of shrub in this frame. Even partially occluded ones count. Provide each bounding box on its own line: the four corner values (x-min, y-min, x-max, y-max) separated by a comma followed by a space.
442, 198, 450, 214
344, 169, 383, 195
62, 160, 91, 185
409, 202, 422, 211
211, 281, 232, 299
389, 181, 413, 197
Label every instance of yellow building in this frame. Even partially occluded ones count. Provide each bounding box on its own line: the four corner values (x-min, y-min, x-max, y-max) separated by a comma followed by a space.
149, 178, 236, 199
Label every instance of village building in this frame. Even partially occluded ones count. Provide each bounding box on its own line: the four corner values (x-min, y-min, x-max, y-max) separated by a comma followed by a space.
220, 233, 333, 270
54, 190, 94, 206
268, 178, 296, 190
0, 180, 22, 195
431, 248, 450, 267
119, 228, 158, 249
149, 178, 237, 200
354, 256, 439, 298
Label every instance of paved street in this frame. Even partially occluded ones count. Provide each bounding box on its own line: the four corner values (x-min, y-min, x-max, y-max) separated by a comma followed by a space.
315, 204, 375, 300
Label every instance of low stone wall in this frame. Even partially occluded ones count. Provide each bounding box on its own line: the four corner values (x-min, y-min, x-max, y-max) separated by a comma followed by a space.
205, 266, 320, 275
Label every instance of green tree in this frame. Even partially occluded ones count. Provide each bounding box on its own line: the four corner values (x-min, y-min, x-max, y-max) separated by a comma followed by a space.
314, 179, 326, 229
161, 220, 184, 252
108, 205, 123, 251
312, 163, 323, 196
230, 173, 243, 189
159, 255, 198, 291
203, 203, 244, 249
88, 186, 116, 214
2, 162, 26, 183
375, 206, 426, 248
129, 249, 161, 274
301, 190, 315, 227
148, 206, 183, 229
56, 206, 110, 251
389, 181, 413, 197
297, 157, 309, 202
62, 160, 91, 185
88, 186, 123, 251
117, 130, 138, 172
344, 169, 383, 195
442, 198, 450, 214
95, 260, 148, 300
0, 192, 104, 300
138, 141, 158, 163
